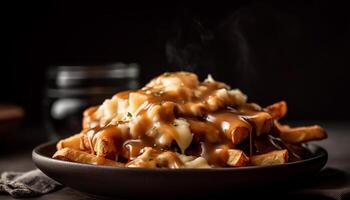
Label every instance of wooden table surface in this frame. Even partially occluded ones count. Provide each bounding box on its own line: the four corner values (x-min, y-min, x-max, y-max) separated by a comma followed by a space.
1, 121, 349, 200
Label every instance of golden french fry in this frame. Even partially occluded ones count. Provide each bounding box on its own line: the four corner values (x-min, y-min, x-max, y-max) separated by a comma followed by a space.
237, 103, 273, 136
231, 126, 251, 145
53, 148, 123, 167
82, 106, 98, 129
187, 119, 221, 143
92, 126, 123, 160
56, 133, 82, 150
227, 149, 249, 167
265, 101, 287, 120
244, 112, 273, 136
276, 123, 327, 144
80, 133, 92, 151
207, 112, 252, 145
251, 149, 288, 166
94, 136, 117, 159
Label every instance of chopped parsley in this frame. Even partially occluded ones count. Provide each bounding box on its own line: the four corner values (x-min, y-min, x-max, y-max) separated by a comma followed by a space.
153, 92, 162, 97
153, 90, 164, 97
127, 112, 133, 118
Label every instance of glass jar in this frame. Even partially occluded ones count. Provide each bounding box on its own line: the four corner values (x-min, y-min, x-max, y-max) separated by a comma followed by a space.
44, 63, 139, 139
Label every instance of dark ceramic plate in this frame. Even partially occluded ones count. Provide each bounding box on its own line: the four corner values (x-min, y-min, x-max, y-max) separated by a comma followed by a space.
32, 141, 327, 198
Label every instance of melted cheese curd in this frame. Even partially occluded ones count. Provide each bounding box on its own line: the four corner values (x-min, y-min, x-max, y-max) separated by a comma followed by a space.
76, 72, 277, 168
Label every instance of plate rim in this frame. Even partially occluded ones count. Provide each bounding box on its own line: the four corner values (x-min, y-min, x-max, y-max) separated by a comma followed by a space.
32, 140, 328, 172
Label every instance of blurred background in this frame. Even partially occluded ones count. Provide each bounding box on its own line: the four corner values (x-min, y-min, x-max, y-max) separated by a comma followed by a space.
2, 1, 350, 147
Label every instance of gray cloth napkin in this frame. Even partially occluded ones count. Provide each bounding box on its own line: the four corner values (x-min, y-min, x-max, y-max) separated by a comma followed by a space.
0, 169, 62, 198
291, 168, 350, 200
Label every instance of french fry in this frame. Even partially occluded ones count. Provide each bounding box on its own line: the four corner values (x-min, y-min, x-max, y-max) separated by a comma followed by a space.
94, 136, 117, 159
244, 112, 273, 136
265, 101, 287, 120
53, 148, 123, 167
56, 133, 82, 150
207, 112, 252, 145
276, 123, 327, 144
251, 149, 288, 166
238, 103, 273, 136
231, 126, 251, 145
82, 106, 99, 129
227, 149, 249, 167
92, 126, 123, 160
81, 132, 92, 151
187, 119, 221, 143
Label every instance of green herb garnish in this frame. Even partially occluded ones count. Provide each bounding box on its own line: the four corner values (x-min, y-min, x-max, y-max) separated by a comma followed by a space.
154, 92, 161, 97
153, 90, 164, 97
127, 112, 133, 118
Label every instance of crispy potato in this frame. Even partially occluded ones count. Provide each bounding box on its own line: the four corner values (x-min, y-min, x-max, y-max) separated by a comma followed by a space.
53, 147, 123, 167
245, 112, 273, 136
231, 126, 251, 145
227, 149, 250, 167
251, 149, 288, 166
207, 112, 252, 145
82, 106, 99, 129
238, 103, 273, 136
92, 126, 123, 160
276, 123, 327, 144
94, 135, 117, 159
187, 119, 221, 143
81, 132, 92, 151
265, 101, 287, 120
56, 133, 82, 150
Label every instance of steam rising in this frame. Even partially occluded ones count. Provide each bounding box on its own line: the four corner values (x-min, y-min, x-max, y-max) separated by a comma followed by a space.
165, 18, 213, 72
223, 9, 256, 82
165, 7, 256, 84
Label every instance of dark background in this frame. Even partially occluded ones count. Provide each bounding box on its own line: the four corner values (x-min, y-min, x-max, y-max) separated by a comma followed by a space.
3, 1, 350, 124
